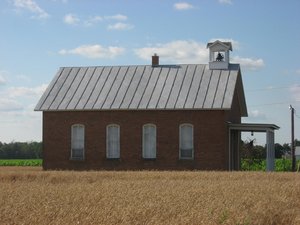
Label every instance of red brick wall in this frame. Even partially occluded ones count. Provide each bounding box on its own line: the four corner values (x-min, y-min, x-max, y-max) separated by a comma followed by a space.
43, 108, 240, 170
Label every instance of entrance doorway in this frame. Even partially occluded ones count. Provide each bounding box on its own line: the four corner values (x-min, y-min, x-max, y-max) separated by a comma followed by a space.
228, 123, 279, 171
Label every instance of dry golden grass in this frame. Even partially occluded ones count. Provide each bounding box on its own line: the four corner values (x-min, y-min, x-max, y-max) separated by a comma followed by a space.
0, 167, 300, 225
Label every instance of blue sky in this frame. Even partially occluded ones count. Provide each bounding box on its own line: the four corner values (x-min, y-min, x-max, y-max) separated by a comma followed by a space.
0, 0, 299, 145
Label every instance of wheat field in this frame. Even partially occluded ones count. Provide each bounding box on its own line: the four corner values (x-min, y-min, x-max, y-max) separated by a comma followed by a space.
0, 167, 299, 225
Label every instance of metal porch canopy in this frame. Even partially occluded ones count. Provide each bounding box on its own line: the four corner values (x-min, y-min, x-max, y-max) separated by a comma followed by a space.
228, 123, 280, 172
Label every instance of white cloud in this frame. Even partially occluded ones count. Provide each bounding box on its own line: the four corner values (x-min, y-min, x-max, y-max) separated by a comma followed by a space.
84, 16, 103, 27
0, 106, 42, 142
16, 74, 31, 82
13, 0, 49, 19
0, 83, 46, 141
105, 14, 127, 21
135, 40, 208, 64
52, 0, 68, 3
231, 56, 264, 71
135, 39, 264, 71
6, 84, 47, 98
59, 44, 125, 59
0, 75, 6, 85
218, 0, 232, 4
63, 13, 80, 25
0, 99, 23, 111
64, 13, 129, 27
63, 13, 130, 27
248, 110, 266, 120
290, 84, 300, 101
107, 22, 134, 30
209, 39, 264, 70
64, 14, 103, 27
174, 2, 194, 10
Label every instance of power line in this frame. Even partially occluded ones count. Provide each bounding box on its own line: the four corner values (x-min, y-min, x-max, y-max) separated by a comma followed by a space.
248, 100, 300, 107
246, 84, 300, 92
294, 109, 300, 119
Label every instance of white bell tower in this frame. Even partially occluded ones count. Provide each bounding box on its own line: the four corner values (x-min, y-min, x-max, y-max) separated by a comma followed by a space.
207, 40, 232, 70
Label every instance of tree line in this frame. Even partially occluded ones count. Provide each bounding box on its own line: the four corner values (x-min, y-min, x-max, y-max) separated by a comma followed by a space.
0, 141, 42, 159
241, 139, 299, 159
0, 140, 297, 160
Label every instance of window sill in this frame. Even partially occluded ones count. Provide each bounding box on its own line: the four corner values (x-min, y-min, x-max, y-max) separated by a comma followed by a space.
106, 158, 120, 161
179, 158, 194, 160
142, 158, 156, 161
69, 158, 85, 161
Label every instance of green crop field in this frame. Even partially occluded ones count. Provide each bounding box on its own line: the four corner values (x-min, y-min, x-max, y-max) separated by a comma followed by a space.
1, 159, 299, 171
241, 159, 300, 171
0, 159, 42, 166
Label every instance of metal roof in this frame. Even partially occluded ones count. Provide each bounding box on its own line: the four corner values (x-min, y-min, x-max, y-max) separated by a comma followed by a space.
229, 123, 280, 132
35, 64, 247, 116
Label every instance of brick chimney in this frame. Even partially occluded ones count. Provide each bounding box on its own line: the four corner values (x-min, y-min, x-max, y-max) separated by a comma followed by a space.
152, 53, 159, 67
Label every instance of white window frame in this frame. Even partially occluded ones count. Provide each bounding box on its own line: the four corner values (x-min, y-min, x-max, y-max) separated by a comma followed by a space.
142, 124, 157, 159
179, 123, 194, 160
106, 124, 120, 159
71, 124, 85, 160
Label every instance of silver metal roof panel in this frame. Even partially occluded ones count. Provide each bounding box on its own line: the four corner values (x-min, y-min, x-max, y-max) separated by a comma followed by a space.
185, 65, 205, 109
156, 67, 178, 109
85, 67, 111, 109
35, 64, 247, 116
222, 70, 237, 108
203, 70, 221, 109
138, 66, 160, 109
50, 67, 80, 110
213, 70, 229, 108
175, 64, 196, 109
123, 66, 144, 109
106, 66, 128, 109
111, 67, 132, 109
193, 66, 211, 108
60, 67, 88, 110
148, 67, 169, 109
74, 67, 97, 110
166, 65, 187, 109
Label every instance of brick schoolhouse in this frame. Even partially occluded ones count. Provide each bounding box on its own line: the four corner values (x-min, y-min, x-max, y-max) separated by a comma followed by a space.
36, 40, 270, 171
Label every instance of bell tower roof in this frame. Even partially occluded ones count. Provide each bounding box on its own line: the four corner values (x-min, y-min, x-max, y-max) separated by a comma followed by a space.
207, 40, 232, 51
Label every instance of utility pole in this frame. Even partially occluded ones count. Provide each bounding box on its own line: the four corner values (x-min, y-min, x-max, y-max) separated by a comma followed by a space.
290, 105, 296, 171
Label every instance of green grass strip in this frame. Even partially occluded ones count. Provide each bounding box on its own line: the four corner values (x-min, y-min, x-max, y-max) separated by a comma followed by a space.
0, 159, 42, 166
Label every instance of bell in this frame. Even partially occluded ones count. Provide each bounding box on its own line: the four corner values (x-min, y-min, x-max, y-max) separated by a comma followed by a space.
216, 52, 224, 61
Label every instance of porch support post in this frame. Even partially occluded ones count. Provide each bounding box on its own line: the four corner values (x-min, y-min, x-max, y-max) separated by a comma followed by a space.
228, 129, 232, 171
266, 129, 275, 171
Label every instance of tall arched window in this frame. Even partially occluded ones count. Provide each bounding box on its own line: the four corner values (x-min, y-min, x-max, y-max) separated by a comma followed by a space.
179, 124, 194, 159
106, 124, 120, 159
71, 124, 85, 160
143, 124, 156, 159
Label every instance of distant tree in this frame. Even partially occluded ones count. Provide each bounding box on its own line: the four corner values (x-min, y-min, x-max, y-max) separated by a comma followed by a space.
295, 139, 300, 146
241, 139, 265, 159
275, 143, 285, 158
282, 143, 291, 155
0, 141, 42, 159
241, 139, 265, 170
